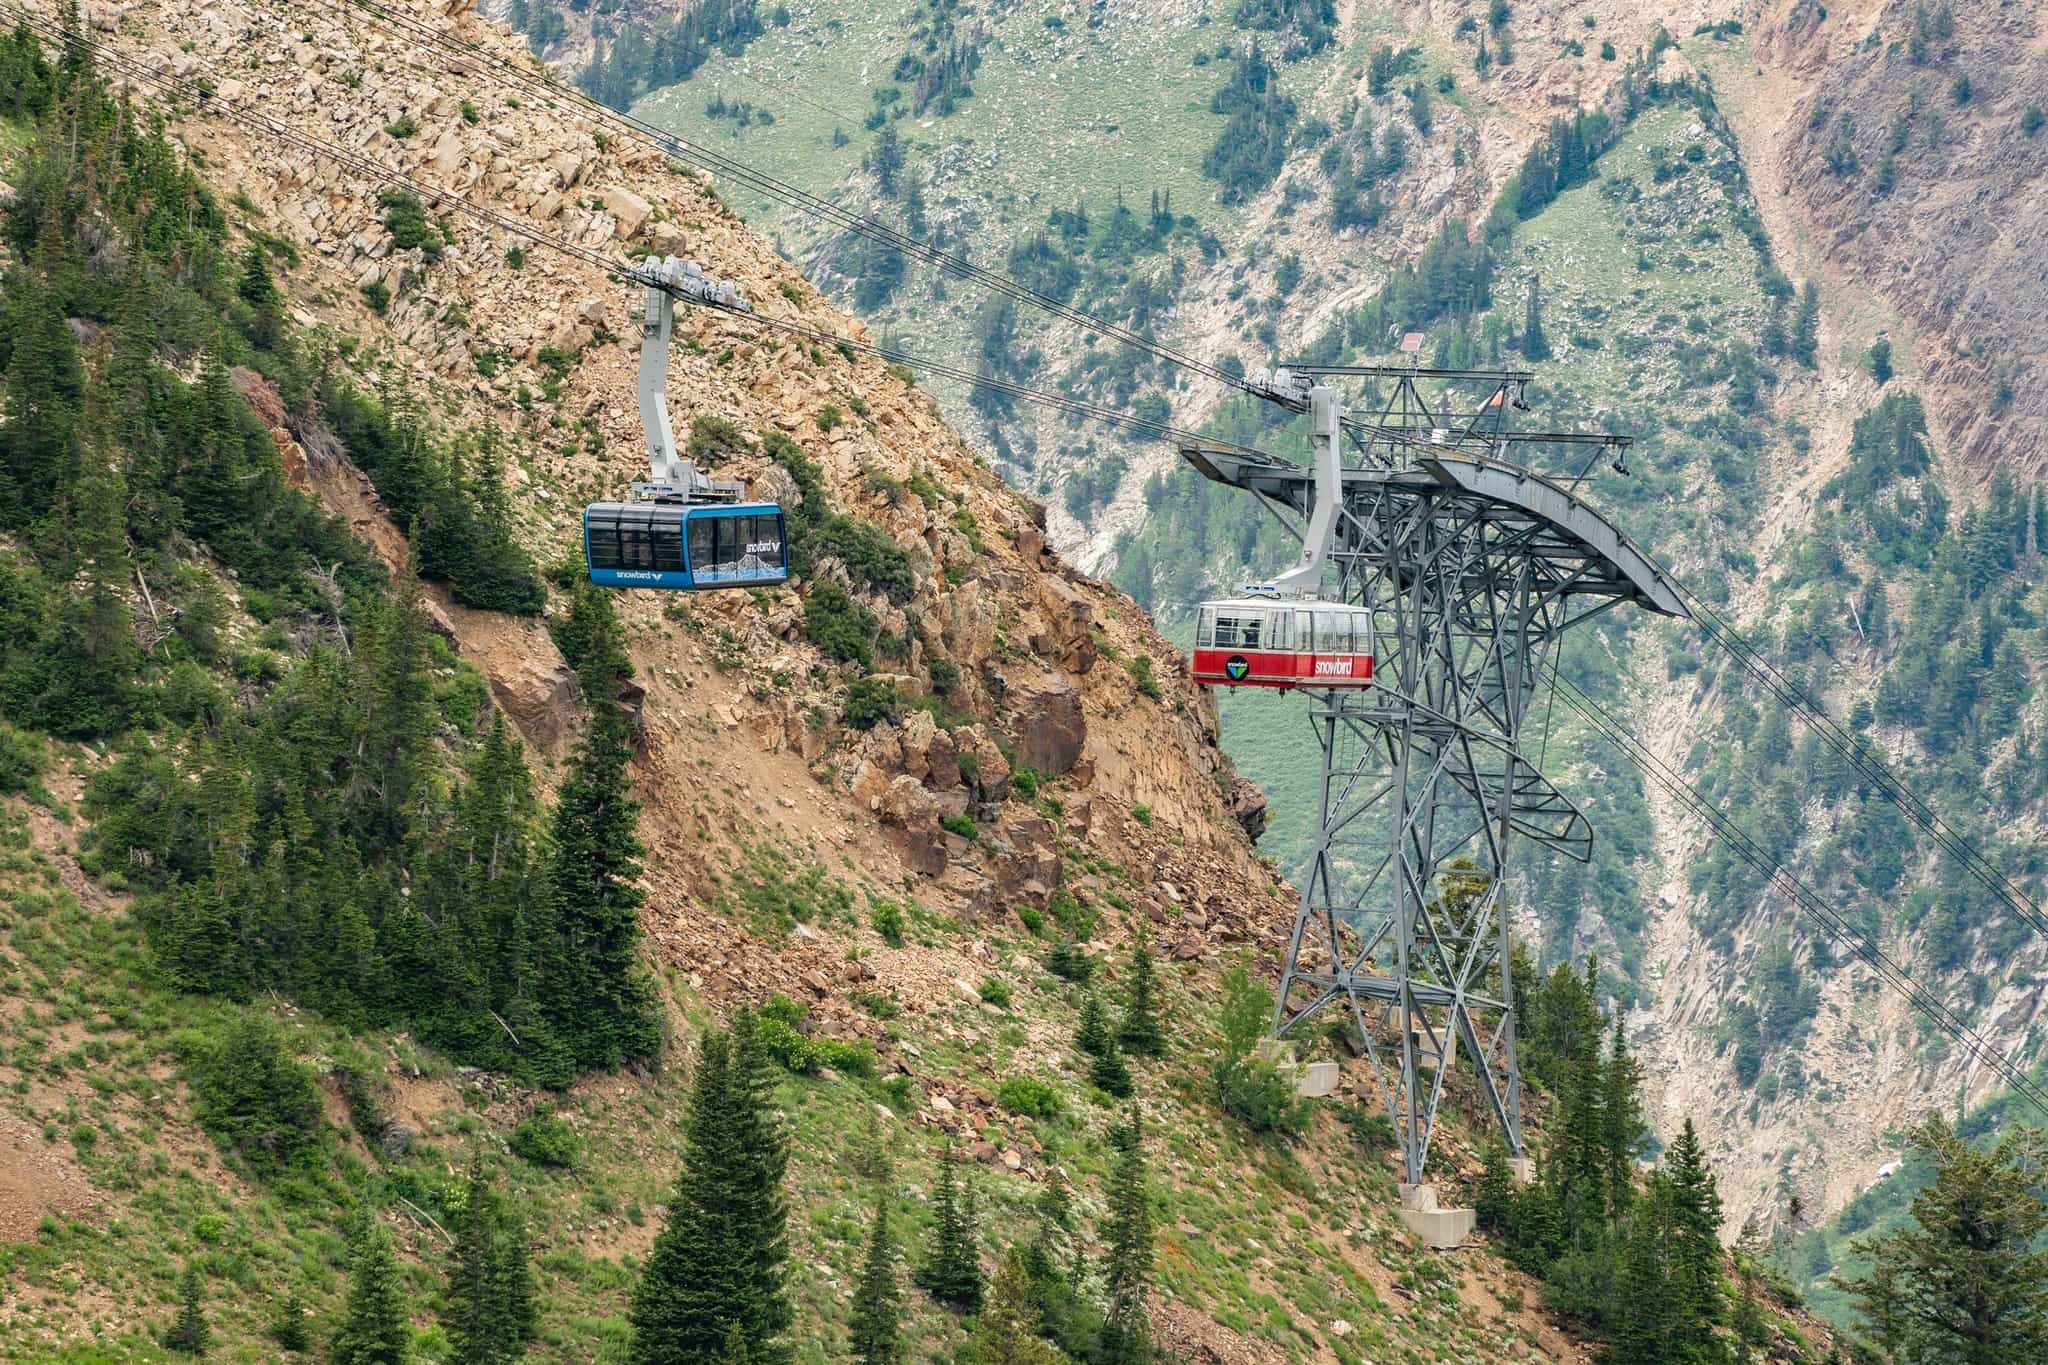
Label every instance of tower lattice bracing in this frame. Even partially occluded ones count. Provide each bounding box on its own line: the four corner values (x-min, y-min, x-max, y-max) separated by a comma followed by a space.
1184, 364, 1684, 1187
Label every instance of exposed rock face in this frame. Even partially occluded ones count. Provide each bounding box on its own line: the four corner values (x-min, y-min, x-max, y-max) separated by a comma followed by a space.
1762, 0, 2048, 477
1227, 774, 1269, 845
1001, 669, 1087, 776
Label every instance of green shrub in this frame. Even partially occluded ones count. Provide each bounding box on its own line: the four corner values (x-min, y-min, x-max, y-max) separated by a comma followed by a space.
1127, 653, 1163, 700
940, 813, 978, 840
0, 722, 45, 796
755, 1012, 818, 1073
1132, 804, 1153, 826
1342, 1104, 1397, 1151
803, 581, 879, 668
928, 657, 959, 694
996, 1077, 1062, 1120
870, 898, 906, 947
184, 1017, 324, 1179
843, 675, 898, 730
510, 1112, 581, 1168
360, 281, 391, 314
976, 976, 1013, 1008
383, 114, 419, 139
1047, 888, 1096, 940
1215, 1056, 1310, 1136
377, 190, 442, 260
814, 1038, 876, 1077
1045, 938, 1093, 983
1016, 905, 1046, 937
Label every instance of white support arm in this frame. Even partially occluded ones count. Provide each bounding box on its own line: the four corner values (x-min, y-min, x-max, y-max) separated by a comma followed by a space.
630, 255, 751, 499
1265, 379, 1345, 599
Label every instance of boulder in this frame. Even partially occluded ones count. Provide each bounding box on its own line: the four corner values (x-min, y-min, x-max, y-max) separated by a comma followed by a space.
1007, 670, 1086, 775
601, 186, 653, 239
1228, 774, 1269, 844
1031, 574, 1097, 674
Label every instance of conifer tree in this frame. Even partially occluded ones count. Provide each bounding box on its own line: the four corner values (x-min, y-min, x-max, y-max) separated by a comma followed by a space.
0, 271, 83, 529
915, 1141, 983, 1312
1117, 933, 1167, 1058
330, 1219, 410, 1365
1476, 1142, 1515, 1234
165, 1263, 209, 1355
1607, 1175, 1675, 1364
1076, 987, 1132, 1097
1601, 1018, 1643, 1215
971, 1247, 1063, 1365
539, 654, 662, 1073
1075, 988, 1114, 1059
847, 1196, 903, 1365
1837, 1113, 2048, 1364
631, 1015, 792, 1365
272, 1291, 310, 1353
446, 1162, 537, 1365
1099, 1111, 1154, 1364
1520, 275, 1551, 361
1662, 1119, 1725, 1356
1791, 280, 1822, 366
1091, 1034, 1134, 1099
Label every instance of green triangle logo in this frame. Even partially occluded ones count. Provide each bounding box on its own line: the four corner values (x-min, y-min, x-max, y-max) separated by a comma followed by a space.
1225, 656, 1250, 681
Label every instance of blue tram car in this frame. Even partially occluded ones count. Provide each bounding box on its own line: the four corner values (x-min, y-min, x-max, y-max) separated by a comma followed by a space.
582, 501, 789, 591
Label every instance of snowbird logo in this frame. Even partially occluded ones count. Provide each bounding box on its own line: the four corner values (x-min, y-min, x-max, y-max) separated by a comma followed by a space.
1225, 656, 1250, 681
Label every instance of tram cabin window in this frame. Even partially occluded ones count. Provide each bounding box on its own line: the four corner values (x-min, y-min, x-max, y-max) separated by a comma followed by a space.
1314, 610, 1353, 653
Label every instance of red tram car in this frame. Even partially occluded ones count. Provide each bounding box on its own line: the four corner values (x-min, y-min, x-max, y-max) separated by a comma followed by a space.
1192, 599, 1375, 690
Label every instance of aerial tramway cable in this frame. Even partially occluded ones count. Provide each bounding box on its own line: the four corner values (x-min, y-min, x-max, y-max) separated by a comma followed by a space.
6, 9, 1256, 459
1546, 667, 2048, 1119
323, 0, 1254, 395
1667, 576, 2048, 946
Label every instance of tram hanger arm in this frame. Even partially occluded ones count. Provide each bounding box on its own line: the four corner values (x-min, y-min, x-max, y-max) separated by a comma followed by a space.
633, 256, 750, 501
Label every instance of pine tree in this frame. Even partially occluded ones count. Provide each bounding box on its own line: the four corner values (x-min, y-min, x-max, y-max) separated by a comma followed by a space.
1606, 1175, 1675, 1365
1837, 1113, 2048, 1365
1075, 988, 1114, 1058
1601, 1018, 1643, 1215
631, 1015, 793, 1365
970, 1247, 1063, 1365
1076, 987, 1132, 1097
1869, 336, 1894, 385
1117, 933, 1167, 1058
1791, 280, 1821, 366
0, 271, 84, 529
1520, 275, 1551, 361
272, 1291, 310, 1352
165, 1263, 209, 1355
539, 678, 662, 1072
1099, 1111, 1154, 1364
1476, 1142, 1515, 1234
446, 1162, 537, 1364
330, 1219, 410, 1365
1091, 1036, 1134, 1099
847, 1196, 902, 1365
915, 1141, 983, 1312
1662, 1119, 1725, 1356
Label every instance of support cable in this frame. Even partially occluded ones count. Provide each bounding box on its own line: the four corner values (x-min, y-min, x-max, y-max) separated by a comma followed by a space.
323, 0, 1251, 394
1669, 575, 2048, 946
8, 9, 1256, 457
1545, 667, 2048, 1118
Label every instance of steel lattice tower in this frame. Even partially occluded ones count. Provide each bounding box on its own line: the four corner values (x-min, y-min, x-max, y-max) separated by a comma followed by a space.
1183, 363, 1685, 1189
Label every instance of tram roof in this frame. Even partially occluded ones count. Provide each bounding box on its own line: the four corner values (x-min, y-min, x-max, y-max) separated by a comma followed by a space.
1200, 597, 1367, 613
1180, 445, 1687, 619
